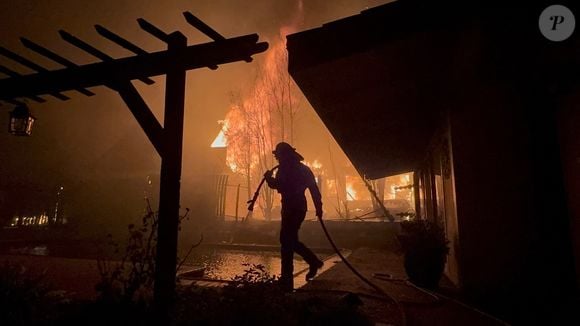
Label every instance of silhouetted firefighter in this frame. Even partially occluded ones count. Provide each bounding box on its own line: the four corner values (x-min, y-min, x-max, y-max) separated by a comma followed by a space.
264, 142, 324, 291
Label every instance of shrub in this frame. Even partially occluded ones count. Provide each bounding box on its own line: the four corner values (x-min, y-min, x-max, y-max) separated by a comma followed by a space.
95, 201, 196, 305
0, 262, 59, 325
173, 264, 371, 325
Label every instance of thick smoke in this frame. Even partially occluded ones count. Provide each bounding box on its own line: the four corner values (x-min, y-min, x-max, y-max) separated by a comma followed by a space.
0, 0, 392, 239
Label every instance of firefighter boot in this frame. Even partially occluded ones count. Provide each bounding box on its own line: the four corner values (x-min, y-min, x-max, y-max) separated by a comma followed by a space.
305, 260, 324, 281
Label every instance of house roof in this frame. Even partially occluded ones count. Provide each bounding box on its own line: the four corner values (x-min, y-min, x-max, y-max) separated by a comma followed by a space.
287, 0, 580, 179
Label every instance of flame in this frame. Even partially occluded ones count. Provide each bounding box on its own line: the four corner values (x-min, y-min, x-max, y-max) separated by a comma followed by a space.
304, 159, 323, 171
326, 179, 336, 193
311, 159, 322, 170
346, 181, 357, 201
221, 5, 304, 178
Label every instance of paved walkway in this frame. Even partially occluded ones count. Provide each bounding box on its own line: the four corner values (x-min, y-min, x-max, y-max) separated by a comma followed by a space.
301, 248, 510, 326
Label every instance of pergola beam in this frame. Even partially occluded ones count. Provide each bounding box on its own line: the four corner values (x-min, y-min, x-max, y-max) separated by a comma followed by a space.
59, 30, 155, 86
0, 46, 70, 101
19, 38, 96, 97
0, 34, 267, 100
115, 82, 165, 156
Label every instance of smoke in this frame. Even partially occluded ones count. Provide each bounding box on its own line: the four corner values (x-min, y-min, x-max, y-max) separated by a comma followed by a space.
0, 0, 392, 236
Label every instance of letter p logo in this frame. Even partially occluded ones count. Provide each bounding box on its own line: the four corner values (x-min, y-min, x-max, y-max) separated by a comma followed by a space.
540, 5, 575, 41
550, 15, 565, 30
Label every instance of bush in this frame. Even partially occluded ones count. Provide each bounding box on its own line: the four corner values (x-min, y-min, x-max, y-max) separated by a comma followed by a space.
173, 264, 371, 325
95, 202, 196, 305
0, 262, 60, 325
398, 218, 449, 254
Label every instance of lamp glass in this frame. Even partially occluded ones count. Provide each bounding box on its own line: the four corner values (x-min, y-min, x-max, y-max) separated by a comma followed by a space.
9, 106, 36, 136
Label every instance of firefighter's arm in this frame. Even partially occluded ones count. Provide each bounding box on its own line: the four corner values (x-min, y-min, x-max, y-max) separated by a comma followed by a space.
306, 170, 323, 218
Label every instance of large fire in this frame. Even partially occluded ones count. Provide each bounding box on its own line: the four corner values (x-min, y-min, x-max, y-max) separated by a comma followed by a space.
206, 0, 416, 219
346, 182, 357, 201
218, 2, 304, 179
205, 1, 306, 219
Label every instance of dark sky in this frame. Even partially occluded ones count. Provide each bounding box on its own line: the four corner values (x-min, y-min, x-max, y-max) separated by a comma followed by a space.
0, 0, 391, 224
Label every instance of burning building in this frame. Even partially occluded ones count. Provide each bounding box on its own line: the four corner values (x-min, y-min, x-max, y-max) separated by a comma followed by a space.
208, 8, 417, 222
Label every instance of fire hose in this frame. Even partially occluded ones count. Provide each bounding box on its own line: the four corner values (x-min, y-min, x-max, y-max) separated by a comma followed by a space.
245, 166, 406, 324
243, 165, 279, 222
245, 166, 388, 295
244, 168, 506, 326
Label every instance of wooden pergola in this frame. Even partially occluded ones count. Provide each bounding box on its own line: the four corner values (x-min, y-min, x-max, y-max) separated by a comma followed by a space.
0, 12, 268, 313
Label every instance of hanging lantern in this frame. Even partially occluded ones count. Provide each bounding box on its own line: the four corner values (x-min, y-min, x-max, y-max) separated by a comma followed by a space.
9, 105, 36, 136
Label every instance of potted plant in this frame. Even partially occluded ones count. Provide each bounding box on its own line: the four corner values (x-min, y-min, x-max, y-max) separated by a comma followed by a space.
398, 218, 449, 289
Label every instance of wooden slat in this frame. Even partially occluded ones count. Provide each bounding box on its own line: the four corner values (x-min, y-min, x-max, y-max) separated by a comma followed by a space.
183, 12, 225, 41
95, 25, 149, 55
0, 64, 46, 103
0, 46, 70, 101
0, 34, 267, 99
59, 30, 155, 85
20, 38, 95, 96
137, 18, 169, 43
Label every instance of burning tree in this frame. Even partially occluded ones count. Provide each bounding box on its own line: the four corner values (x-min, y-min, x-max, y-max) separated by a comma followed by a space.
261, 40, 303, 144
223, 36, 304, 220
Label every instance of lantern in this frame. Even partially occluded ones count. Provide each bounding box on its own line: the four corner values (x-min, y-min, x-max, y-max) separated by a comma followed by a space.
9, 105, 36, 136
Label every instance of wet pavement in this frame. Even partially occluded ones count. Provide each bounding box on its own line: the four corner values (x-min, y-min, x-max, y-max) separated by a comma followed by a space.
301, 247, 510, 326
0, 245, 340, 300
0, 246, 512, 325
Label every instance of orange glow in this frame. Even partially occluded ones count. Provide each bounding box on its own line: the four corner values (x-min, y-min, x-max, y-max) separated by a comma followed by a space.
312, 159, 323, 170
326, 179, 336, 193
384, 172, 414, 202
346, 181, 357, 201
222, 24, 302, 176
304, 159, 323, 171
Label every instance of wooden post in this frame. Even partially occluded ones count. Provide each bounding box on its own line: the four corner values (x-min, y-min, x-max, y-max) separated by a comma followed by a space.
154, 31, 187, 313
413, 170, 421, 219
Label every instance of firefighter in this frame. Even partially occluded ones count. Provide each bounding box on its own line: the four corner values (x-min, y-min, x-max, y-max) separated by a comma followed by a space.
264, 142, 324, 291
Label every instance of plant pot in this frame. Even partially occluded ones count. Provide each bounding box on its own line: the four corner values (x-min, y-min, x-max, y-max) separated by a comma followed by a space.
403, 248, 447, 289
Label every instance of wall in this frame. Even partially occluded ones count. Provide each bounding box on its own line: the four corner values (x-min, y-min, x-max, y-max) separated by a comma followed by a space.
559, 89, 580, 287
417, 120, 461, 287
448, 77, 577, 323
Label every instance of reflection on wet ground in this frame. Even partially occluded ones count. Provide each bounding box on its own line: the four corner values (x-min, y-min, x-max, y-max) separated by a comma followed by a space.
178, 246, 349, 290
182, 248, 323, 280
2, 243, 337, 282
